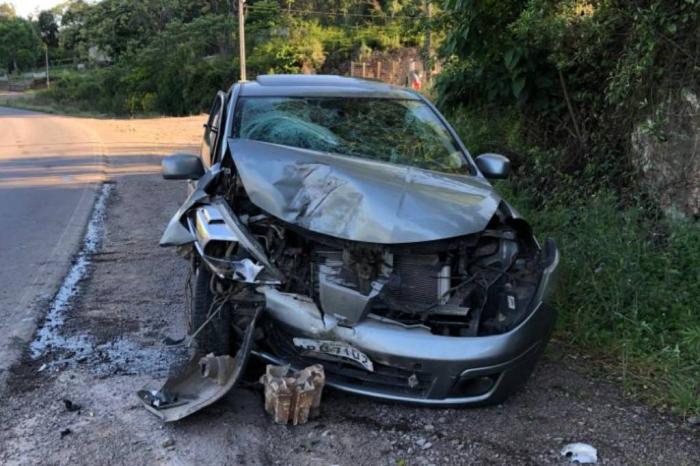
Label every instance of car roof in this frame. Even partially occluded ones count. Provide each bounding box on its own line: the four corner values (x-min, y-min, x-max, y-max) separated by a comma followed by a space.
238, 74, 421, 100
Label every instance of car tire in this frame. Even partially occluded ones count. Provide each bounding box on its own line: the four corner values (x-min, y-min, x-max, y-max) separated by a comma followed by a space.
188, 264, 232, 355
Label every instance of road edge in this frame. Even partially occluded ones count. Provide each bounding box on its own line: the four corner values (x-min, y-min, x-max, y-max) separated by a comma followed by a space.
0, 112, 108, 394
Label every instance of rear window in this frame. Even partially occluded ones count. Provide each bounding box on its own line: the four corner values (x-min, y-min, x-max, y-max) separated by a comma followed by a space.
232, 97, 471, 175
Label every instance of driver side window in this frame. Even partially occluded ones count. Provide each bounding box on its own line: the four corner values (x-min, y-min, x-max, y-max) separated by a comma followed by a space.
206, 98, 223, 146
202, 93, 225, 168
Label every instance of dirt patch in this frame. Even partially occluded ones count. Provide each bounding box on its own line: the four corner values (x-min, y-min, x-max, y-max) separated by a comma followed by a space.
1, 154, 699, 465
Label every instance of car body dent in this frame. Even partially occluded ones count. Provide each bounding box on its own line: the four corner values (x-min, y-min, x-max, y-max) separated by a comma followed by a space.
228, 138, 503, 244
159, 163, 223, 246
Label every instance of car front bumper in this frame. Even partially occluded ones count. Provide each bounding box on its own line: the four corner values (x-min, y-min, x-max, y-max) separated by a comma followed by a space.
255, 241, 559, 405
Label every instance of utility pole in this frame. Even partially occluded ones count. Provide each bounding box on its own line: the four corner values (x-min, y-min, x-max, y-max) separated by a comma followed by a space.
423, 0, 432, 85
45, 45, 50, 88
238, 0, 247, 82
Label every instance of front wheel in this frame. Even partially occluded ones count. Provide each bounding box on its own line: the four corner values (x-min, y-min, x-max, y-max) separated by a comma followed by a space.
188, 264, 232, 355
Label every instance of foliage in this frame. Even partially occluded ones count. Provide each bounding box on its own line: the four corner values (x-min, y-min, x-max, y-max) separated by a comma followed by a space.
0, 16, 42, 73
448, 104, 700, 415
437, 0, 700, 189
38, 11, 59, 48
518, 186, 700, 415
249, 18, 327, 74
44, 14, 238, 115
58, 0, 91, 57
57, 0, 232, 61
0, 2, 15, 18
36, 0, 424, 115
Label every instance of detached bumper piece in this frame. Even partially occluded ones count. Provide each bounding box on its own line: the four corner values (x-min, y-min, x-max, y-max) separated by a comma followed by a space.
137, 307, 260, 422
260, 364, 325, 425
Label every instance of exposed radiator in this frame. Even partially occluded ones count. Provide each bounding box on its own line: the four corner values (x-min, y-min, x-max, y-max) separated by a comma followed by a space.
387, 254, 443, 305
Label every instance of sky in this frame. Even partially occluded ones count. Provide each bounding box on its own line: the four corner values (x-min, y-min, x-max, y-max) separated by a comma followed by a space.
9, 0, 68, 18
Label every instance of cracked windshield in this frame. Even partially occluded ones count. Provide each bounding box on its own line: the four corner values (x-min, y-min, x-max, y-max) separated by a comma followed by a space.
234, 97, 470, 174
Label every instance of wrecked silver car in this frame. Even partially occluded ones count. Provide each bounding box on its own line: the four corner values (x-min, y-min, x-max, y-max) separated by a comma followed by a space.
142, 75, 559, 419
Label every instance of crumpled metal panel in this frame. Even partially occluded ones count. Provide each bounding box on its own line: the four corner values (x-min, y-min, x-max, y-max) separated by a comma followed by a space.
136, 306, 260, 422
318, 265, 382, 325
188, 200, 285, 283
159, 164, 223, 246
228, 139, 503, 244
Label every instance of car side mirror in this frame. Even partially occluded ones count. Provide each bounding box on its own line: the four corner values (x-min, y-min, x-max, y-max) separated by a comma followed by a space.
475, 153, 510, 179
161, 153, 205, 180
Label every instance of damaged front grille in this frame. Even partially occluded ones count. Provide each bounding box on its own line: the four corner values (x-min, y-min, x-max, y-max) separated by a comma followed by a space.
264, 323, 434, 397
302, 222, 541, 337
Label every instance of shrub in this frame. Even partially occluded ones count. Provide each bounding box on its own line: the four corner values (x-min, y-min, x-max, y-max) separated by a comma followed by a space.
437, 0, 700, 192
526, 190, 700, 414
449, 103, 700, 415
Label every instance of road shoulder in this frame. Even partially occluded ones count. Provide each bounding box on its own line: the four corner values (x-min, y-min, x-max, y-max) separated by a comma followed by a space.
1, 164, 698, 465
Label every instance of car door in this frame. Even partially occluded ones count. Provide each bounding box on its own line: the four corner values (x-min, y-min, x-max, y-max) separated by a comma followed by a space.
201, 91, 226, 170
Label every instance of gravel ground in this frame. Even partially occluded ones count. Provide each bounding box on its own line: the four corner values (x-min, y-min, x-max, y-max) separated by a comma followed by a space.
1, 140, 698, 465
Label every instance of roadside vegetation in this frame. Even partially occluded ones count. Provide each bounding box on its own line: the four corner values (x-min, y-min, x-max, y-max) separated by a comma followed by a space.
1, 0, 423, 115
1, 0, 698, 416
441, 0, 700, 415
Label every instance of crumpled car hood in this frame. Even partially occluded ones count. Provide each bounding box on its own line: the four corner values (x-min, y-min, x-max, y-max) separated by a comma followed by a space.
229, 138, 503, 244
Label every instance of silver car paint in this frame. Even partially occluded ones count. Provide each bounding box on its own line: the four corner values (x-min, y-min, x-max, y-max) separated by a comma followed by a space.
159, 163, 223, 246
155, 77, 558, 407
188, 205, 278, 283
228, 138, 504, 244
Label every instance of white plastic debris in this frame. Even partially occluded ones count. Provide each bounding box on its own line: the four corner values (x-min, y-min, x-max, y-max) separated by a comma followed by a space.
561, 443, 598, 464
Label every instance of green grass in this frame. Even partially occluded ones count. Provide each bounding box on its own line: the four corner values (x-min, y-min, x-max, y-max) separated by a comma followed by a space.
519, 189, 700, 416
446, 107, 700, 417
0, 94, 102, 117
0, 90, 160, 119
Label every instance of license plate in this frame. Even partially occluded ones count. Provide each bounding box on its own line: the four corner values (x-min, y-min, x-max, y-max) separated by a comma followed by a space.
293, 338, 374, 372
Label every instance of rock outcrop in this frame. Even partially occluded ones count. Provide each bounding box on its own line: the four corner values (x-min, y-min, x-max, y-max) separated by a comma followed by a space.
632, 89, 700, 219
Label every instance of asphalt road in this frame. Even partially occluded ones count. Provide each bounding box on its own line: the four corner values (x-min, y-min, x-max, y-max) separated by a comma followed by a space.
0, 107, 203, 391
0, 106, 104, 388
0, 108, 698, 465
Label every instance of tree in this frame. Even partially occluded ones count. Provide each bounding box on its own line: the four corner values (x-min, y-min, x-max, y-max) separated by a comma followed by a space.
38, 11, 59, 48
0, 2, 15, 19
79, 0, 169, 59
60, 0, 90, 58
0, 17, 42, 72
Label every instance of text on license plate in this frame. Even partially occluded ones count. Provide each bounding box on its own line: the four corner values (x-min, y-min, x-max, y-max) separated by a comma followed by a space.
292, 338, 374, 372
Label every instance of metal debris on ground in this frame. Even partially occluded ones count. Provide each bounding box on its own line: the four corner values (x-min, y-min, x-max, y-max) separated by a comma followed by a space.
162, 336, 185, 346
137, 353, 238, 422
137, 307, 260, 422
260, 364, 325, 425
561, 442, 598, 464
62, 399, 82, 412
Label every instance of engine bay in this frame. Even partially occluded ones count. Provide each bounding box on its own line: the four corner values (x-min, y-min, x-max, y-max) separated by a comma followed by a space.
191, 170, 546, 338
